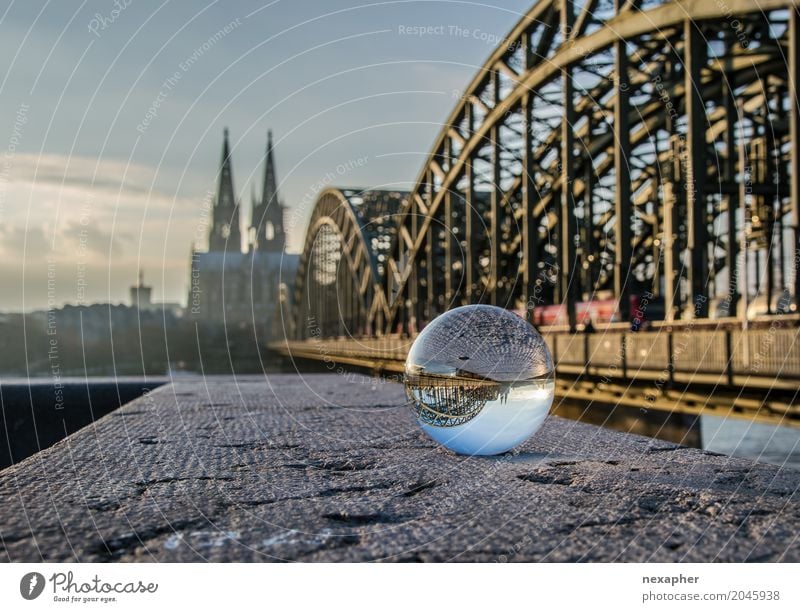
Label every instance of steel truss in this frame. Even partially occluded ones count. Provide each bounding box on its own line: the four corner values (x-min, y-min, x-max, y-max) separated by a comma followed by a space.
296, 0, 800, 337
294, 188, 407, 338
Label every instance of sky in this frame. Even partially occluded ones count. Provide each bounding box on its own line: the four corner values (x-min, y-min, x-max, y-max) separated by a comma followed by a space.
0, 0, 533, 311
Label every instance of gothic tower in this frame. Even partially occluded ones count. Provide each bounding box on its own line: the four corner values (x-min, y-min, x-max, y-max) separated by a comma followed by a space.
251, 130, 286, 252
208, 128, 242, 252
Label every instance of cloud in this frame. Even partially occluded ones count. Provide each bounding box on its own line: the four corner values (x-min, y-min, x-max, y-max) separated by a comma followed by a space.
60, 219, 131, 257
4, 153, 200, 210
0, 223, 52, 259
0, 153, 208, 310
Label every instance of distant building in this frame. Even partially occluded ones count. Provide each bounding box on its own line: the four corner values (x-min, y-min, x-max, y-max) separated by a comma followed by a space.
189, 128, 298, 339
130, 270, 183, 316
129, 270, 152, 310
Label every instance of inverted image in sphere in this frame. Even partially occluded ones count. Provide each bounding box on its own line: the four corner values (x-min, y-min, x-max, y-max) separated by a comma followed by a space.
404, 305, 555, 456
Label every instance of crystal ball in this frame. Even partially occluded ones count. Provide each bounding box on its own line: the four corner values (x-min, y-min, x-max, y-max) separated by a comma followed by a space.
404, 305, 555, 456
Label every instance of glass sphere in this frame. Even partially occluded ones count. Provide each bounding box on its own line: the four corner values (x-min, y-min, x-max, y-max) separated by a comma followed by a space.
404, 305, 555, 456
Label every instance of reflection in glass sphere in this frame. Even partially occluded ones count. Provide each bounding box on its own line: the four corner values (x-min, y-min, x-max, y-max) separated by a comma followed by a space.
404, 305, 555, 456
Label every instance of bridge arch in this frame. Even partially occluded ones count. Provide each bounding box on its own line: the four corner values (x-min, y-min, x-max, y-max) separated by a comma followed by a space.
294, 188, 407, 338
383, 0, 800, 333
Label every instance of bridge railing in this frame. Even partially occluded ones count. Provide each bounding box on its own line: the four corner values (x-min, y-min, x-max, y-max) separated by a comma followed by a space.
281, 322, 800, 391
547, 325, 800, 390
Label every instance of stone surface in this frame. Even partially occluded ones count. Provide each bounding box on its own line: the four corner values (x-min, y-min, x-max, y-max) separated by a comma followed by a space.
0, 373, 798, 562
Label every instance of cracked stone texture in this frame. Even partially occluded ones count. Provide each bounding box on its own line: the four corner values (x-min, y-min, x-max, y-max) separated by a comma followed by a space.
1, 373, 799, 562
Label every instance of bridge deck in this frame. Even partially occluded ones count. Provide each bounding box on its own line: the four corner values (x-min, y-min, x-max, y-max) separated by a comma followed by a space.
280, 330, 800, 427
1, 373, 799, 562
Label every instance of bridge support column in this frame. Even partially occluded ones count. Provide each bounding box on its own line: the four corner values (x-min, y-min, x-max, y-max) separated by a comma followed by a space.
425, 170, 435, 321
583, 130, 596, 301
790, 10, 800, 303
523, 91, 538, 322
614, 2, 632, 322
684, 19, 709, 318
560, 0, 579, 331
764, 106, 776, 315
738, 104, 751, 327
490, 71, 502, 306
663, 157, 680, 323
465, 106, 477, 305
411, 194, 421, 332
722, 52, 739, 318
662, 56, 683, 323
444, 175, 453, 307
522, 30, 540, 322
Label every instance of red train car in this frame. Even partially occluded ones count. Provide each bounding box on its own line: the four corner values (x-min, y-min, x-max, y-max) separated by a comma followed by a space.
524, 292, 664, 330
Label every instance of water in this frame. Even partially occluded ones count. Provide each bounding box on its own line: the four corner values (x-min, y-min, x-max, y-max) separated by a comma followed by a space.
553, 399, 800, 470
701, 416, 800, 469
405, 305, 555, 456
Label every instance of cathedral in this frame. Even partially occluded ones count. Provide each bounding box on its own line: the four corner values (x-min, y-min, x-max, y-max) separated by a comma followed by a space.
188, 128, 298, 339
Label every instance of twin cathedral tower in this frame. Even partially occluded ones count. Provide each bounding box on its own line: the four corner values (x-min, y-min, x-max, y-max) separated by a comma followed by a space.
208, 127, 286, 253
189, 128, 298, 335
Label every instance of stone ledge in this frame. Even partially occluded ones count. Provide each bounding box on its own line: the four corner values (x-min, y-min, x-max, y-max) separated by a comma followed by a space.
0, 373, 798, 562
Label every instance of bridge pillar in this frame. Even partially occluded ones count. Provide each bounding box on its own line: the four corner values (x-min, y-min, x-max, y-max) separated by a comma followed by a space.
465, 105, 478, 305
560, 0, 579, 331
444, 173, 453, 307
790, 10, 800, 303
425, 170, 434, 321
684, 19, 709, 318
490, 70, 502, 306
583, 127, 596, 301
410, 195, 421, 332
764, 102, 776, 315
738, 101, 751, 325
722, 49, 739, 318
614, 0, 632, 322
523, 91, 539, 323
663, 143, 681, 323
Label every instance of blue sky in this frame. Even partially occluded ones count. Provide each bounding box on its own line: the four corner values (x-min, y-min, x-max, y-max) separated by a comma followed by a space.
0, 0, 532, 310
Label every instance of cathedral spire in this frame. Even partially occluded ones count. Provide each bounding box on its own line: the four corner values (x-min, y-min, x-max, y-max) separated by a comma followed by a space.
262, 130, 278, 212
209, 127, 242, 252
251, 129, 286, 253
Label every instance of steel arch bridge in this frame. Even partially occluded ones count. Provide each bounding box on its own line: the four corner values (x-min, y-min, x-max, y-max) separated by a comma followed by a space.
295, 188, 407, 339
287, 0, 800, 424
